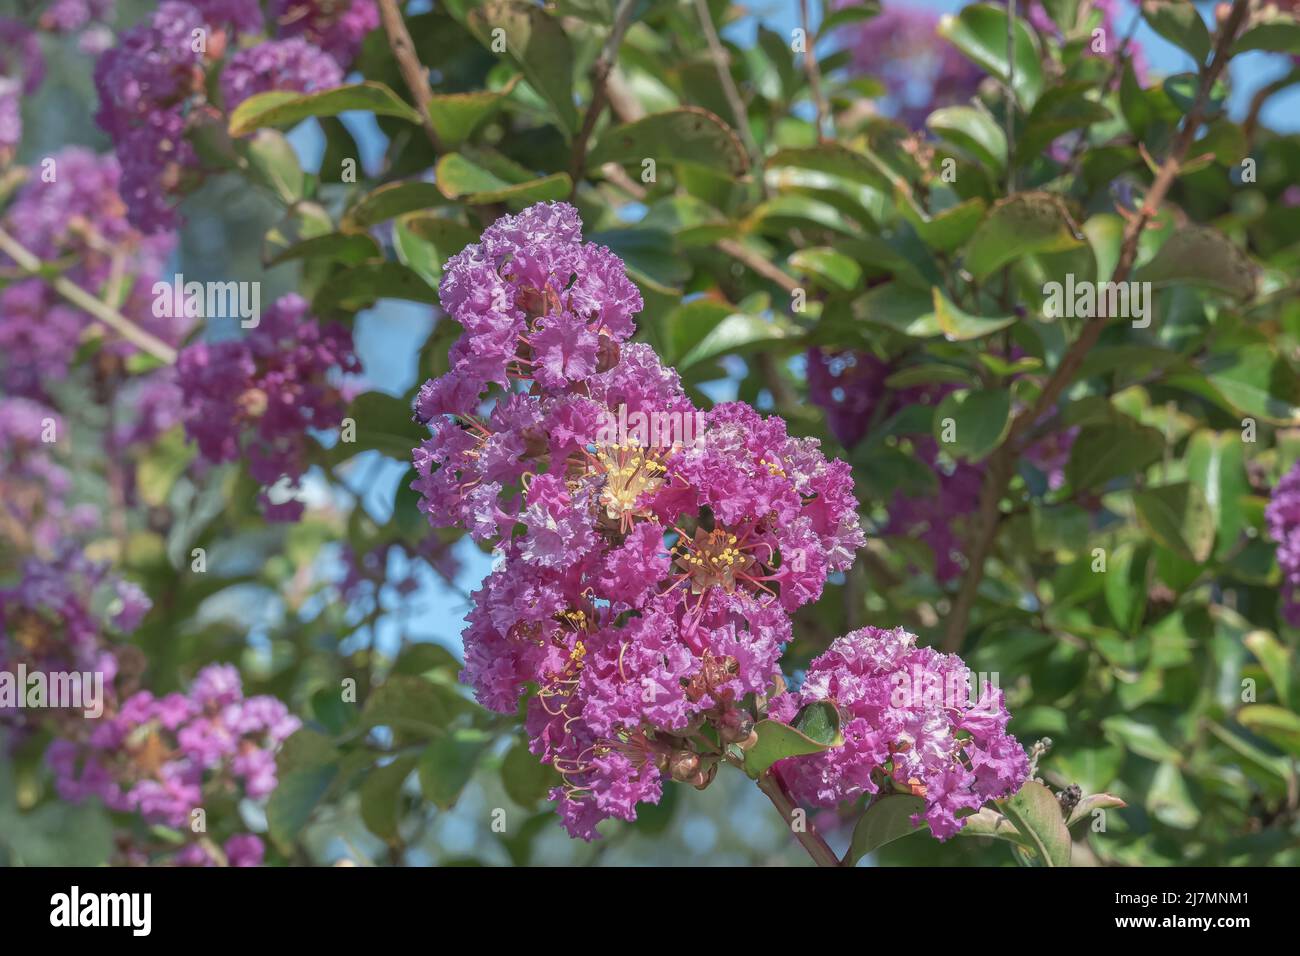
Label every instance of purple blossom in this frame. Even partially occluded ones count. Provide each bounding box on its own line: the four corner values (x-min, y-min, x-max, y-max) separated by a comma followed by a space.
177, 293, 361, 521
271, 0, 379, 68
1267, 460, 1300, 627
774, 626, 1029, 840
414, 202, 865, 838
220, 37, 344, 110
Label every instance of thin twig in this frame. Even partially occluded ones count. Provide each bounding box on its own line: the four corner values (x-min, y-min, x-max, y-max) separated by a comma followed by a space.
692, 0, 763, 177
570, 0, 640, 195
940, 0, 1250, 653
377, 0, 444, 153
716, 237, 799, 293
799, 0, 831, 142
0, 226, 178, 364
749, 763, 841, 867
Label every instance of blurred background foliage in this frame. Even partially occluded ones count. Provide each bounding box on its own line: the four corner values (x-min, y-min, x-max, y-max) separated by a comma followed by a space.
5, 0, 1300, 865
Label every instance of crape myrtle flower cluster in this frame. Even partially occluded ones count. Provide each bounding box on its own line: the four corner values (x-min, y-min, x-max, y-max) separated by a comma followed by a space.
1266, 460, 1300, 627
411, 201, 873, 838
177, 292, 361, 521
807, 347, 1076, 582
1, 554, 296, 866
769, 626, 1028, 840
93, 0, 375, 232
0, 147, 181, 401
0, 399, 100, 557
48, 663, 299, 867
0, 549, 140, 710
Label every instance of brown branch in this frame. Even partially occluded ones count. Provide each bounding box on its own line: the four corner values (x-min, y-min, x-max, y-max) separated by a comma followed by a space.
0, 226, 178, 363
570, 0, 640, 196
940, 0, 1250, 653
692, 0, 763, 176
377, 0, 443, 153
799, 0, 831, 142
755, 768, 842, 867
716, 237, 799, 293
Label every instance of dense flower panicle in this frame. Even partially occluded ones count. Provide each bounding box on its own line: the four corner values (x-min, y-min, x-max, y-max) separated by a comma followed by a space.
840, 2, 983, 129
271, 0, 379, 67
773, 626, 1029, 840
92, 0, 349, 231
0, 549, 135, 693
0, 18, 44, 153
220, 36, 345, 109
413, 202, 865, 837
1266, 460, 1300, 627
92, 1, 209, 233
0, 148, 181, 398
177, 293, 360, 521
0, 399, 100, 557
47, 663, 299, 865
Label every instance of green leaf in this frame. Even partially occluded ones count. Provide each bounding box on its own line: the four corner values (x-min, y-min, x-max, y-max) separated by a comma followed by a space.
1135, 225, 1256, 298
932, 388, 1012, 460
465, 1, 578, 134
788, 246, 862, 291
1065, 419, 1164, 490
1101, 715, 1182, 763
1104, 542, 1150, 634
792, 701, 843, 747
341, 182, 449, 232
1148, 761, 1200, 829
1244, 631, 1293, 709
265, 231, 381, 269
1141, 0, 1212, 65
228, 82, 422, 137
267, 729, 341, 851
1238, 705, 1300, 756
1233, 20, 1300, 55
1133, 482, 1215, 564
1186, 430, 1248, 556
435, 152, 571, 205
931, 287, 1016, 340
677, 312, 792, 371
900, 196, 987, 253
845, 795, 926, 865
743, 717, 839, 777
312, 261, 438, 312
360, 755, 416, 841
418, 728, 492, 810
427, 75, 521, 146
938, 3, 1045, 107
337, 391, 425, 462
1172, 346, 1300, 425
1065, 792, 1126, 828
927, 106, 1007, 173
963, 192, 1085, 280
589, 108, 749, 176
242, 130, 305, 203
999, 781, 1071, 866
766, 143, 890, 190
501, 740, 558, 808
362, 675, 464, 738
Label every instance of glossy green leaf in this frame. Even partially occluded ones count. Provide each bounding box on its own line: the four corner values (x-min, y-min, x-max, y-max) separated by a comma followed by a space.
435, 152, 571, 205
1135, 226, 1256, 298
999, 781, 1071, 866
418, 729, 492, 810
427, 76, 521, 146
229, 82, 422, 137
938, 3, 1045, 107
743, 718, 839, 777
465, 1, 578, 134
964, 192, 1085, 280
1133, 482, 1215, 564
845, 795, 926, 865
932, 388, 1012, 460
589, 108, 749, 176
1141, 0, 1211, 64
